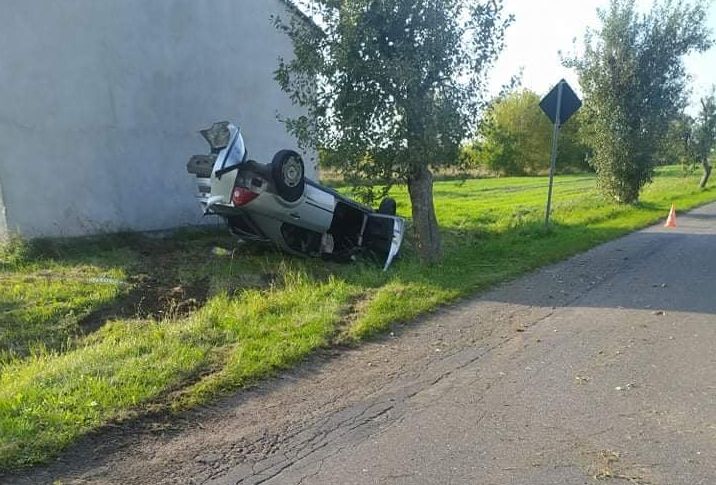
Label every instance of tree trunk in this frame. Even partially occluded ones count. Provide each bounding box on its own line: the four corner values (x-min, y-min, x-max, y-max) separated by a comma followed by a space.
700, 160, 712, 188
407, 166, 442, 263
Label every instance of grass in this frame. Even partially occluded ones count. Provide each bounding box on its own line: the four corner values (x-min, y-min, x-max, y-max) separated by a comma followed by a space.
0, 238, 135, 363
1, 166, 715, 471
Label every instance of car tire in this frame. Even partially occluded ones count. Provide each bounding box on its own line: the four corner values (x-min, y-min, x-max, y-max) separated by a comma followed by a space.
377, 197, 397, 216
271, 150, 305, 202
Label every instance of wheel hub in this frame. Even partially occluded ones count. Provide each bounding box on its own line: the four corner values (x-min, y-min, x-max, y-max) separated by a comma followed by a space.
283, 157, 302, 187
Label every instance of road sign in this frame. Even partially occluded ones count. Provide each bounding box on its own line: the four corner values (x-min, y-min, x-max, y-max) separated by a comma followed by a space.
540, 80, 582, 227
540, 79, 582, 126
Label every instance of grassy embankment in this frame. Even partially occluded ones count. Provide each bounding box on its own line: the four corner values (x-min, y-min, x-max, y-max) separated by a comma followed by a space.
1, 166, 715, 470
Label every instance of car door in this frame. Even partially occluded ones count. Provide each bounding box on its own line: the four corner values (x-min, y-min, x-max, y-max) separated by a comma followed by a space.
362, 214, 406, 270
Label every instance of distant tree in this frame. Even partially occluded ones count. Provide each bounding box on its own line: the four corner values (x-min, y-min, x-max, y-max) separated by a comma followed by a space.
479, 90, 553, 175
466, 90, 591, 176
660, 91, 716, 185
692, 90, 716, 188
559, 110, 593, 173
565, 0, 712, 203
658, 114, 695, 170
274, 0, 512, 263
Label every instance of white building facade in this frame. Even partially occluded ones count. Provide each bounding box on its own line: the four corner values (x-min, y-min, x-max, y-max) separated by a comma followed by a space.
0, 0, 313, 238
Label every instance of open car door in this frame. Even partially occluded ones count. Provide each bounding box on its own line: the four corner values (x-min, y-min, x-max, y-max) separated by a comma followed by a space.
362, 214, 406, 270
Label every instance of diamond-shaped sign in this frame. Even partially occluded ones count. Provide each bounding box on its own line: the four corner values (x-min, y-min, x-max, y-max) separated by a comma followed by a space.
540, 79, 582, 126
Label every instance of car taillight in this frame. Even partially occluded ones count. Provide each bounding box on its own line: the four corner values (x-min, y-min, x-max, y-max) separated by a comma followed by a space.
231, 186, 259, 206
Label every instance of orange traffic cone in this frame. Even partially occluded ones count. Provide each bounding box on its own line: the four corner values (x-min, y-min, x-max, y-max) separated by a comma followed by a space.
664, 204, 677, 228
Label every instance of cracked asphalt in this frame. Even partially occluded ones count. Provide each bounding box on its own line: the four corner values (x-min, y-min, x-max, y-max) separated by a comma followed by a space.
8, 202, 716, 485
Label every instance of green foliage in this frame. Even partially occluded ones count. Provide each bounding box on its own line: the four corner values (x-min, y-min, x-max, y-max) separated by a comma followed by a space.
559, 110, 594, 174
275, 0, 511, 191
0, 235, 28, 270
565, 0, 712, 203
658, 90, 716, 185
658, 114, 695, 169
464, 89, 591, 176
481, 90, 552, 175
692, 90, 716, 165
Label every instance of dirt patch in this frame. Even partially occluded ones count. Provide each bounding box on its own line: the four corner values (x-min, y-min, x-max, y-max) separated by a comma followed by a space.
331, 290, 377, 346
78, 276, 209, 333
76, 233, 284, 335
77, 235, 227, 334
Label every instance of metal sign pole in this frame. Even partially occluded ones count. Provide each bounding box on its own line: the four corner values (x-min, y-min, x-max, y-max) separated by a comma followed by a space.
544, 81, 563, 227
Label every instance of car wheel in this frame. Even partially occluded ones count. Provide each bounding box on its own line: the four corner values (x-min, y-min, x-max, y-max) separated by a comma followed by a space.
271, 150, 305, 202
377, 197, 397, 216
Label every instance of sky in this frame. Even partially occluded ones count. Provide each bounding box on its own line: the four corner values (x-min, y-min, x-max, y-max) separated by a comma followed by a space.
490, 0, 716, 112
292, 0, 716, 112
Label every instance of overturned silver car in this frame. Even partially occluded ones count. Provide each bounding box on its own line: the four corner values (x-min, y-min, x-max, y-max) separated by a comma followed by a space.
186, 122, 405, 270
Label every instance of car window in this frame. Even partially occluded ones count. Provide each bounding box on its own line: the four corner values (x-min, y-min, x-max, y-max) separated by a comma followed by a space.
222, 128, 247, 170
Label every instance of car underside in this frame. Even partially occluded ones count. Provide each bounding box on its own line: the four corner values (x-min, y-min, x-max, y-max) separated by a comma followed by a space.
186, 122, 405, 270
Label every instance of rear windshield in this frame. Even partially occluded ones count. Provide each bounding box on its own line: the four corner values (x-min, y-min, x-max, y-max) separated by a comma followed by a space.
222, 129, 247, 170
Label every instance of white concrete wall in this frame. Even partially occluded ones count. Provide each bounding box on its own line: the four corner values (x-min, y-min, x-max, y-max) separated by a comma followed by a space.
0, 0, 314, 238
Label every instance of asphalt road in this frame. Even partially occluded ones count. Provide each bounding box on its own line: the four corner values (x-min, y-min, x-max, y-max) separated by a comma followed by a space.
212, 203, 716, 485
9, 202, 716, 485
